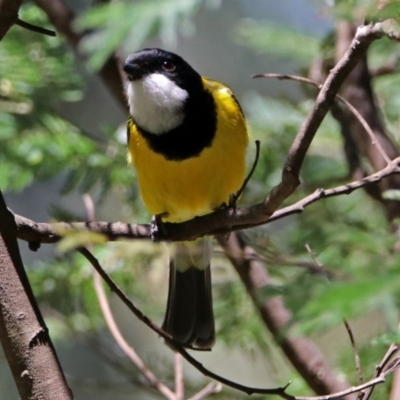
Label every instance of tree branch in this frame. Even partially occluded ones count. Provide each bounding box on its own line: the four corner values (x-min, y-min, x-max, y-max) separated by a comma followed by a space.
0, 189, 73, 399
362, 343, 399, 399
77, 246, 295, 399
259, 22, 385, 217
78, 234, 400, 400
12, 155, 400, 246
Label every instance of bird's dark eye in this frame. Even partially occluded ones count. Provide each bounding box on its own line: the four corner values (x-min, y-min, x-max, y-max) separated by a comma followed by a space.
162, 60, 176, 72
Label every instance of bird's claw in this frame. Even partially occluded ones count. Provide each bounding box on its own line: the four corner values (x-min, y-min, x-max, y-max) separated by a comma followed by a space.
151, 213, 169, 242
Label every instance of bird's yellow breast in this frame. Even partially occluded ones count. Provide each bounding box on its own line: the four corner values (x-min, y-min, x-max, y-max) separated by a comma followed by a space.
128, 78, 248, 222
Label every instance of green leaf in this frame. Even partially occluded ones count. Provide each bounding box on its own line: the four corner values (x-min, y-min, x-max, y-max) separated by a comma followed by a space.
76, 0, 205, 70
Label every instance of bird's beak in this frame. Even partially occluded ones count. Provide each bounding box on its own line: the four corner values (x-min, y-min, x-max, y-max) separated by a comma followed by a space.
123, 57, 147, 81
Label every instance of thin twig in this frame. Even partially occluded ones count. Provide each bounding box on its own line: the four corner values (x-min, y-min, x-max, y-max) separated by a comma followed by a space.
15, 18, 56, 36
233, 140, 261, 203
343, 320, 364, 388
267, 156, 400, 225
362, 343, 399, 400
82, 194, 95, 222
253, 73, 392, 164
295, 373, 399, 400
305, 244, 326, 276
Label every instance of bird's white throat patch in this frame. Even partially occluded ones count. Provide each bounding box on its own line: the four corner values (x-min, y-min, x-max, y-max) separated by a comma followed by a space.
126, 73, 188, 134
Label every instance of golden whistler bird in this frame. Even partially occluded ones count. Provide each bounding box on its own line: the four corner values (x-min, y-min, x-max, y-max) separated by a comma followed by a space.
123, 48, 248, 349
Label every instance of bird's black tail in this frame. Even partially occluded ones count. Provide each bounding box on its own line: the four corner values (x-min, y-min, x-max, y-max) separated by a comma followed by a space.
162, 239, 215, 349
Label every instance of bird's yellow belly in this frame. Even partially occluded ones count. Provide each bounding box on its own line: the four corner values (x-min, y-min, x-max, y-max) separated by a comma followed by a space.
130, 123, 247, 222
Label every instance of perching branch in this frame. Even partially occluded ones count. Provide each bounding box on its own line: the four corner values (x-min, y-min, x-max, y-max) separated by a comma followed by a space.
8, 21, 399, 247
12, 155, 400, 246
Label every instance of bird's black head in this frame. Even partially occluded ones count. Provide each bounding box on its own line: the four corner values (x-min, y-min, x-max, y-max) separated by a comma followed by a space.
124, 48, 202, 93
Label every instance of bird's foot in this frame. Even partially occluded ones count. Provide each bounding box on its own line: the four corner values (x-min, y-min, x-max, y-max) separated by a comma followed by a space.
151, 212, 169, 242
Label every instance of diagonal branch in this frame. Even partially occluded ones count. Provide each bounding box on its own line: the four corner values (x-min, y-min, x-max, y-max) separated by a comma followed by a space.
78, 238, 400, 400
259, 22, 385, 217
77, 246, 295, 399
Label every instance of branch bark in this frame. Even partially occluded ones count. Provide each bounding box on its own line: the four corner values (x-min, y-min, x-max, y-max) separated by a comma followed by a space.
0, 2, 73, 398
0, 190, 73, 399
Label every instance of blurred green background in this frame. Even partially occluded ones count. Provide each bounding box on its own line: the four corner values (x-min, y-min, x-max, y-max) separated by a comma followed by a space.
2, 0, 400, 399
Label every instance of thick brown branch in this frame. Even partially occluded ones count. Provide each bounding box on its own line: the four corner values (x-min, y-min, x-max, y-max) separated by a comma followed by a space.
0, 190, 73, 399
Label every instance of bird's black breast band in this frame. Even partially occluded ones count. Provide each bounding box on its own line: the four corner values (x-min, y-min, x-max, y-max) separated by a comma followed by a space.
135, 89, 217, 161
